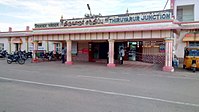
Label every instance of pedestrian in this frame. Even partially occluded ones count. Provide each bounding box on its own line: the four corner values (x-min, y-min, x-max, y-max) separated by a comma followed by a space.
61, 47, 66, 63
119, 47, 125, 64
173, 55, 179, 68
107, 51, 109, 64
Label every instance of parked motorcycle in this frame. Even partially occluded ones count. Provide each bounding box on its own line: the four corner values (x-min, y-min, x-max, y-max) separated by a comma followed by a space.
22, 51, 33, 59
47, 51, 61, 61
48, 51, 54, 61
26, 52, 33, 58
7, 52, 25, 65
0, 50, 8, 58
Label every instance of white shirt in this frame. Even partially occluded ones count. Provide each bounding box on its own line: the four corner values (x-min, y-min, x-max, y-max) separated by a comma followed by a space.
119, 49, 125, 57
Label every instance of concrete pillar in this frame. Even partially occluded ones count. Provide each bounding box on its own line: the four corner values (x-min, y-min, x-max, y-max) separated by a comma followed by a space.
107, 39, 115, 67
25, 37, 29, 52
8, 38, 11, 54
65, 40, 73, 65
46, 40, 49, 52
32, 41, 38, 62
163, 38, 174, 72
53, 43, 56, 54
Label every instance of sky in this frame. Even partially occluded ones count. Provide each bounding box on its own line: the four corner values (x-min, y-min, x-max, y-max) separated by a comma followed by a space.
0, 0, 170, 32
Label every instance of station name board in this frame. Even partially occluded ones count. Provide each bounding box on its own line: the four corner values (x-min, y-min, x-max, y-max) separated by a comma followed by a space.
35, 10, 171, 28
62, 10, 171, 27
35, 22, 59, 28
109, 11, 171, 23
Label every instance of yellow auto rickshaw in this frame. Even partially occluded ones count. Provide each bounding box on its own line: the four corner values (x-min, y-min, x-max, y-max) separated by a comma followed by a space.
183, 47, 199, 72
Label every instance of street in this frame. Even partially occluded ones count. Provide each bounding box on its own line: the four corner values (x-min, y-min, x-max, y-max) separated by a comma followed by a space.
0, 60, 199, 112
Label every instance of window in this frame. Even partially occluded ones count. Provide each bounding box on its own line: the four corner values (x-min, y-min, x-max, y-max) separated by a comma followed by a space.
0, 43, 4, 50
38, 43, 42, 46
177, 5, 194, 22
189, 42, 199, 46
38, 42, 44, 50
186, 49, 199, 56
56, 43, 61, 52
177, 8, 183, 21
72, 42, 77, 55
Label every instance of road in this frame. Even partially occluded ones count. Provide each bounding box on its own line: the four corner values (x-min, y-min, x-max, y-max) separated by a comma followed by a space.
0, 60, 199, 112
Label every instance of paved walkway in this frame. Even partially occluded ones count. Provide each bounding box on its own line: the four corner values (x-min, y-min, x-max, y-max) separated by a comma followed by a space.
0, 58, 198, 75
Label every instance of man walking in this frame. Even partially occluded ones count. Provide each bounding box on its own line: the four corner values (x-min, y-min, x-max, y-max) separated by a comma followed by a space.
119, 47, 125, 65
61, 47, 66, 63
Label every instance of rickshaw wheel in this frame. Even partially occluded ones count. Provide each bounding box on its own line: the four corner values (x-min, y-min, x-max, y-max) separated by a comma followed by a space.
183, 65, 186, 69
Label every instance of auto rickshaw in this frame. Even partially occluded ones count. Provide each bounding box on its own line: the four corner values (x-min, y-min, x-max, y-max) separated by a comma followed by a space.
183, 47, 199, 72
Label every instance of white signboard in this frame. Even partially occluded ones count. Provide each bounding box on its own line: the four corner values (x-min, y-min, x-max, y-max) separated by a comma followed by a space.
35, 10, 172, 28
38, 46, 45, 50
63, 10, 171, 27
29, 45, 45, 51
29, 45, 34, 51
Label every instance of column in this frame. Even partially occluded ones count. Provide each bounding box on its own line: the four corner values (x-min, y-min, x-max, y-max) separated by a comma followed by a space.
8, 38, 11, 54
46, 40, 49, 52
26, 37, 29, 52
32, 41, 38, 62
53, 43, 56, 54
65, 40, 73, 65
107, 39, 115, 67
163, 38, 174, 72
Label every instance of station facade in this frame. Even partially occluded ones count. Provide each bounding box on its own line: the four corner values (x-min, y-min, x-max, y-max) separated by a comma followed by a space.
0, 0, 199, 72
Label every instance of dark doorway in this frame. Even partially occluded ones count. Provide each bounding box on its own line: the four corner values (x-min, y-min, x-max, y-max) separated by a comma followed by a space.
15, 43, 20, 51
99, 43, 108, 59
88, 42, 108, 62
92, 42, 108, 59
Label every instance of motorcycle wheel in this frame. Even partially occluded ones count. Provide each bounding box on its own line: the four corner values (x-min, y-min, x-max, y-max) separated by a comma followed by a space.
7, 60, 12, 64
24, 55, 28, 60
18, 59, 25, 65
49, 57, 52, 61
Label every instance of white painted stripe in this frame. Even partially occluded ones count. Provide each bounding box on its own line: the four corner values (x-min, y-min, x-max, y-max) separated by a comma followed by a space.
0, 76, 199, 107
77, 75, 130, 82
135, 73, 199, 80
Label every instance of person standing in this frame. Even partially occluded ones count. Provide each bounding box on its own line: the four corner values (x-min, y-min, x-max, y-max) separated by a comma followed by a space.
61, 47, 66, 63
173, 55, 179, 68
107, 51, 109, 64
119, 47, 125, 64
